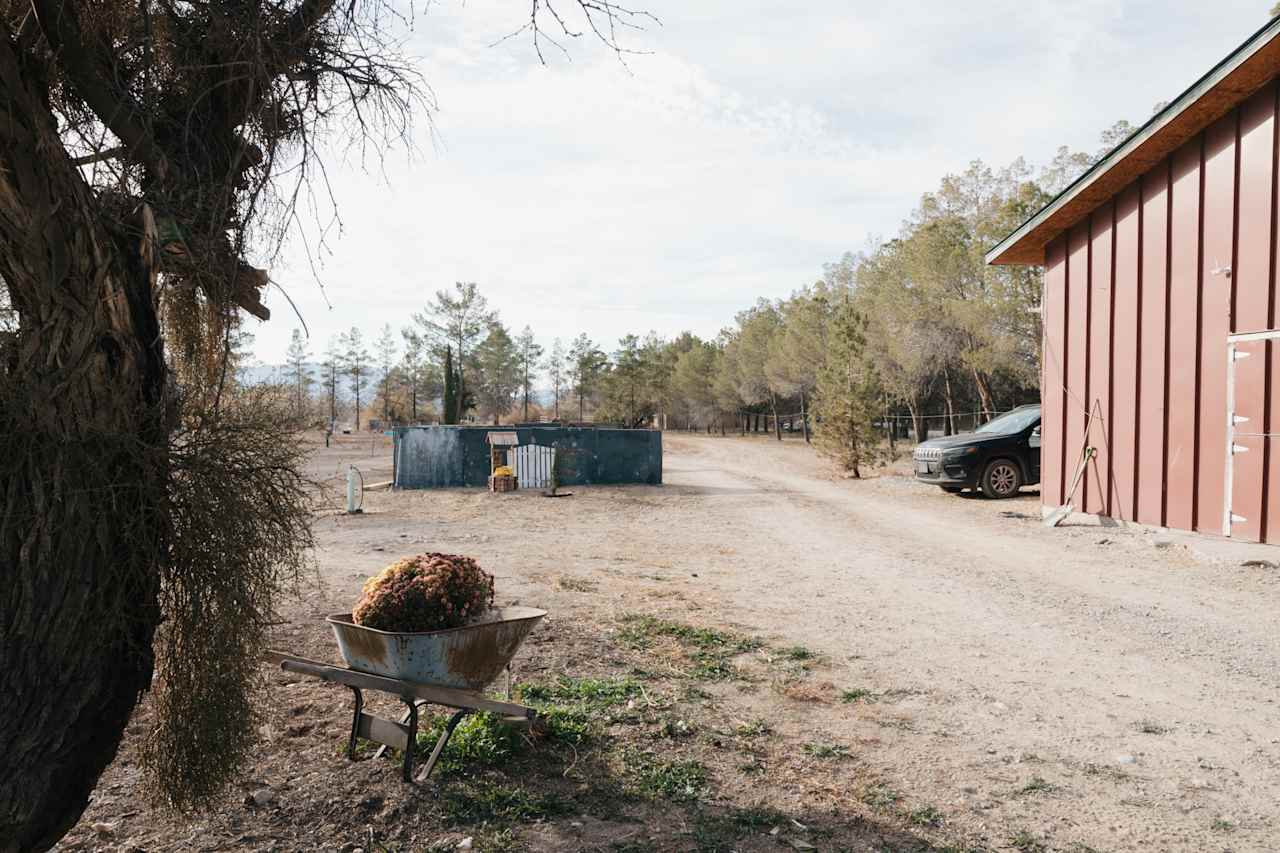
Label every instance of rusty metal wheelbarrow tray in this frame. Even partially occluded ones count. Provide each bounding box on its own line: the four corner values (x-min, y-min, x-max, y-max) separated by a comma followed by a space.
326, 606, 546, 690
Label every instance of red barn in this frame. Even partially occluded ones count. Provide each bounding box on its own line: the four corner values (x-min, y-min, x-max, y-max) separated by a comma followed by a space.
989, 18, 1280, 542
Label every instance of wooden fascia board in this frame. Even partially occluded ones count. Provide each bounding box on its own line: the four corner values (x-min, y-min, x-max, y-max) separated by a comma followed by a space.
987, 18, 1280, 267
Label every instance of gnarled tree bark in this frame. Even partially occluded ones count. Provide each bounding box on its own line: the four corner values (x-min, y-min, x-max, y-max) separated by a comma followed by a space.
0, 37, 168, 852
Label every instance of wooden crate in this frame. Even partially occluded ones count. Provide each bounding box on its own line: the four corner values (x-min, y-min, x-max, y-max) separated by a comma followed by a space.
488, 474, 516, 493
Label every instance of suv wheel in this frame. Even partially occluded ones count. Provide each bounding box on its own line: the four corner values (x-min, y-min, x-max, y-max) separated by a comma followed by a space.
980, 459, 1022, 499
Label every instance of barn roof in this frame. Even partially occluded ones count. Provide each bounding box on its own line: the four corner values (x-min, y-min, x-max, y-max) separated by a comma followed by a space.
988, 16, 1280, 266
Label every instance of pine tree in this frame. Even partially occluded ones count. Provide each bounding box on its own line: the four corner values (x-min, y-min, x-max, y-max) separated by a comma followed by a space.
443, 346, 458, 425
339, 327, 371, 430
545, 338, 567, 420
568, 333, 606, 421
474, 322, 521, 425
285, 329, 313, 421
322, 336, 343, 431
412, 282, 493, 422
516, 325, 544, 421
812, 299, 880, 477
375, 323, 398, 423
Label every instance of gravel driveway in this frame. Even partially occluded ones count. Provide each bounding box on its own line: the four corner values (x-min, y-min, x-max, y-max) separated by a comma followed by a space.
654, 433, 1280, 851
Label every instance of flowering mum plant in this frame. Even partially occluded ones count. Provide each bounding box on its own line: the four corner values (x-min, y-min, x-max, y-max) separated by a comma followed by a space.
352, 553, 495, 633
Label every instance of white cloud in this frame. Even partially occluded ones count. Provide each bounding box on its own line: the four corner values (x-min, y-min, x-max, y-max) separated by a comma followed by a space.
252, 0, 1270, 363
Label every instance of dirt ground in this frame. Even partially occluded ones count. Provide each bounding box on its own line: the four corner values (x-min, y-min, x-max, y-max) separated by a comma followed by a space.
53, 431, 1280, 852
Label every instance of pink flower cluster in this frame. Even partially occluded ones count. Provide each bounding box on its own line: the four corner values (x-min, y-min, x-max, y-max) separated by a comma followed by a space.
352, 553, 495, 633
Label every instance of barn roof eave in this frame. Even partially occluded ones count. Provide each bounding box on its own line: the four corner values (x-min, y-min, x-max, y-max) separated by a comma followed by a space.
987, 15, 1280, 267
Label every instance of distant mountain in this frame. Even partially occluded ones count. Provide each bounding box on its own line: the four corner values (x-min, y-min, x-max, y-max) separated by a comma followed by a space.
239, 362, 323, 386
238, 362, 556, 409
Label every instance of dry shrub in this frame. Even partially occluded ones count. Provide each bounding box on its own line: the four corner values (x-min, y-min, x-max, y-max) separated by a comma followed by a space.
353, 554, 494, 632
138, 383, 314, 811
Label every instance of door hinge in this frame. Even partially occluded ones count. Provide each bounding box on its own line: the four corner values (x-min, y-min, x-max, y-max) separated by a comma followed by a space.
1233, 414, 1251, 425
1233, 443, 1251, 454
1233, 349, 1253, 361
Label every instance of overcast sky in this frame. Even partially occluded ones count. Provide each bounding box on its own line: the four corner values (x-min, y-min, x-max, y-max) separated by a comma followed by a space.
249, 1, 1271, 365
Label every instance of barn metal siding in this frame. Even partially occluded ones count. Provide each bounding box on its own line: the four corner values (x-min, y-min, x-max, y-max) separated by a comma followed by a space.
1040, 80, 1280, 541
1042, 239, 1067, 507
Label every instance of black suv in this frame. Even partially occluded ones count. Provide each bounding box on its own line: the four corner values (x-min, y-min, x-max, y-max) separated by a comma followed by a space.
912, 404, 1041, 499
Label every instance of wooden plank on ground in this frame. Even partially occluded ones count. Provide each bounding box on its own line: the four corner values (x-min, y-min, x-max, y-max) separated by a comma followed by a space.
355, 712, 411, 750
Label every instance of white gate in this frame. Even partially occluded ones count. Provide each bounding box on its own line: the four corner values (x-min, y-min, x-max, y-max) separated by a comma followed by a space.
1223, 329, 1280, 539
512, 445, 556, 490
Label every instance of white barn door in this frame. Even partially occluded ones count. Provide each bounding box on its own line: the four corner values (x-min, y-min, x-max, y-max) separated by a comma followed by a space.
512, 445, 556, 489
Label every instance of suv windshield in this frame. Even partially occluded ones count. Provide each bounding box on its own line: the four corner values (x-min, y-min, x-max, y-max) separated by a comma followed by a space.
974, 406, 1040, 435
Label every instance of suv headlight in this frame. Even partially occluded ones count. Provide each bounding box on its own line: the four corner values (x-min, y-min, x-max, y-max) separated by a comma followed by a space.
942, 446, 979, 460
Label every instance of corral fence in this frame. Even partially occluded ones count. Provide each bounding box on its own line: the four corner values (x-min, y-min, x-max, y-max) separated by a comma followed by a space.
393, 425, 662, 489
731, 408, 1028, 442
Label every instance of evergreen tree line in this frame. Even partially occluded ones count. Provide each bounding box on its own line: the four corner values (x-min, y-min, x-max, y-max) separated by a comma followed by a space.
280, 123, 1134, 472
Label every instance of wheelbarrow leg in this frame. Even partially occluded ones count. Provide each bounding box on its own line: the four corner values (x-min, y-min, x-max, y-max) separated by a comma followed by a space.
345, 686, 363, 761
400, 698, 420, 783
415, 709, 470, 783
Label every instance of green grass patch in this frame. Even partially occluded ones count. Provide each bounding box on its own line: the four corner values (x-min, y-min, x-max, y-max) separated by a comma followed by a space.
840, 688, 876, 704
781, 645, 816, 661
652, 717, 696, 739
1009, 830, 1047, 853
516, 675, 647, 743
1211, 818, 1235, 832
626, 750, 708, 802
412, 712, 523, 773
519, 675, 643, 710
688, 806, 790, 852
689, 653, 738, 681
618, 614, 762, 653
535, 706, 594, 745
617, 614, 763, 683
440, 779, 570, 825
681, 684, 713, 702
731, 805, 789, 828
1014, 776, 1056, 797
802, 741, 849, 760
734, 718, 772, 738
859, 783, 900, 809
908, 805, 943, 827
469, 829, 520, 853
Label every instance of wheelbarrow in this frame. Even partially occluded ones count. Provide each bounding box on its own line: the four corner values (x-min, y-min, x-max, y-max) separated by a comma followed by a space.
266, 606, 545, 782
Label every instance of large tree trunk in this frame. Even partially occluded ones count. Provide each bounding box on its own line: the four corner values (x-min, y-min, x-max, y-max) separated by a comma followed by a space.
907, 399, 926, 444
972, 367, 995, 423
800, 390, 810, 444
770, 393, 782, 441
943, 368, 956, 436
884, 394, 896, 455
0, 41, 169, 851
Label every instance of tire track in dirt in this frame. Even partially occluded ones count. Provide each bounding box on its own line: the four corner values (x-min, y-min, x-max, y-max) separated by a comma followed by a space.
656, 434, 1280, 851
